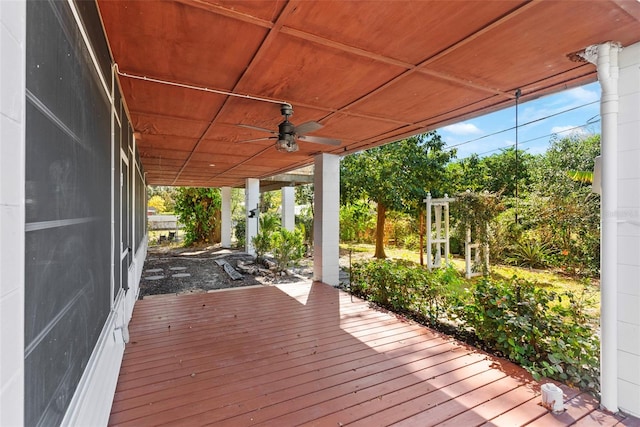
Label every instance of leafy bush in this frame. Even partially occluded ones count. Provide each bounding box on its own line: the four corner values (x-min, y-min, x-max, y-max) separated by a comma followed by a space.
259, 212, 281, 234
252, 229, 272, 261
174, 187, 221, 245
234, 217, 246, 248
351, 259, 463, 324
252, 213, 281, 261
505, 239, 553, 269
295, 205, 313, 247
349, 259, 600, 393
250, 212, 306, 272
386, 211, 418, 249
270, 227, 305, 272
340, 201, 375, 243
459, 277, 599, 392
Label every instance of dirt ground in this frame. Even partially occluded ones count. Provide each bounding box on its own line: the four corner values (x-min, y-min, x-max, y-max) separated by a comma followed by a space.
138, 244, 318, 298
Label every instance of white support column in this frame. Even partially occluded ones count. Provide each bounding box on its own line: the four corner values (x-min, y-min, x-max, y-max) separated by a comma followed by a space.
0, 2, 26, 425
615, 41, 640, 418
221, 186, 232, 248
582, 42, 621, 414
281, 186, 295, 231
425, 193, 433, 270
245, 178, 259, 256
313, 154, 340, 286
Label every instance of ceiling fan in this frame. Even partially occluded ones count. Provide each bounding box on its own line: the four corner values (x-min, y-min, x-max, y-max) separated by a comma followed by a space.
238, 104, 341, 152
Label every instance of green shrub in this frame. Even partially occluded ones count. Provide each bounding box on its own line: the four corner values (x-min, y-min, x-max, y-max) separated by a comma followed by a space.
340, 201, 375, 243
252, 229, 271, 261
351, 260, 462, 325
271, 227, 305, 272
505, 239, 553, 269
234, 217, 246, 248
251, 213, 281, 261
174, 187, 221, 245
349, 259, 600, 393
459, 277, 599, 392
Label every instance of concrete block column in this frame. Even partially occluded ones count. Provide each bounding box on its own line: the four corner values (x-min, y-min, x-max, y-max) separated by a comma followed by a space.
221, 186, 232, 248
615, 40, 640, 418
245, 178, 259, 256
282, 186, 295, 231
313, 154, 340, 286
0, 2, 26, 425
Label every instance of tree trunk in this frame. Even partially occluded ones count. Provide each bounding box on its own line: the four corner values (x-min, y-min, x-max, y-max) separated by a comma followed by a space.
374, 203, 387, 259
213, 209, 222, 243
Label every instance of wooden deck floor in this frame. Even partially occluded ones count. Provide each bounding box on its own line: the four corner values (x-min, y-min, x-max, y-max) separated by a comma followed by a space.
109, 282, 637, 426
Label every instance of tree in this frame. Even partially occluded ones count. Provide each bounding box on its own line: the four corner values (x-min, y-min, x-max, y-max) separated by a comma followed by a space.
174, 187, 222, 245
446, 148, 534, 197
525, 134, 601, 274
341, 132, 455, 258
147, 185, 178, 212
147, 195, 166, 213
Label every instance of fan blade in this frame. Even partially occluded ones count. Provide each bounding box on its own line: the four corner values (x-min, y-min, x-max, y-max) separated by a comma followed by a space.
237, 136, 277, 144
294, 121, 323, 136
298, 135, 341, 146
238, 124, 276, 134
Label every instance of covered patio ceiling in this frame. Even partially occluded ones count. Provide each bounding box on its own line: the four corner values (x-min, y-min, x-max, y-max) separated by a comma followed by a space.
97, 0, 640, 188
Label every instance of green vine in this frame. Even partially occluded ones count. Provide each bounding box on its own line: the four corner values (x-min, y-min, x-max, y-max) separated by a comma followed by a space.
174, 187, 221, 245
452, 191, 502, 274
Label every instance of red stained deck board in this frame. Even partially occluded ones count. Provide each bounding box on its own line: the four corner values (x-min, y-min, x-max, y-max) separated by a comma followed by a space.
109, 282, 635, 427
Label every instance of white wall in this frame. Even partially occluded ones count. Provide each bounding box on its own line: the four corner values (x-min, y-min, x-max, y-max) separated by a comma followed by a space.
281, 186, 295, 231
313, 154, 340, 286
616, 40, 640, 418
221, 186, 232, 248
245, 178, 259, 255
0, 2, 25, 425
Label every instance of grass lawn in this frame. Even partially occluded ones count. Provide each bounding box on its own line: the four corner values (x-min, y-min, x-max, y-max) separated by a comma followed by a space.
340, 243, 600, 311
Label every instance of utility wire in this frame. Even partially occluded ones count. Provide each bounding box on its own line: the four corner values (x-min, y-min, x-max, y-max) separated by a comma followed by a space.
445, 100, 599, 151
462, 120, 601, 159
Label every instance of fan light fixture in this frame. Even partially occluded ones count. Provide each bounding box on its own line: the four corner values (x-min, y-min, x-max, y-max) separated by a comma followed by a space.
237, 104, 341, 152
276, 134, 298, 152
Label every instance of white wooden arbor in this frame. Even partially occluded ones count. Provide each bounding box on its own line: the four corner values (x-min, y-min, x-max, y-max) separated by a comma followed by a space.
424, 192, 489, 278
424, 192, 453, 270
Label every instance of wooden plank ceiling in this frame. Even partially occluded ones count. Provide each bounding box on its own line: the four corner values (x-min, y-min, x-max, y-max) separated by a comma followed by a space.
97, 0, 640, 187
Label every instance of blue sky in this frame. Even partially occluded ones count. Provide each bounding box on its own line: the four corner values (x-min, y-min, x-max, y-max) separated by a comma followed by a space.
438, 81, 601, 160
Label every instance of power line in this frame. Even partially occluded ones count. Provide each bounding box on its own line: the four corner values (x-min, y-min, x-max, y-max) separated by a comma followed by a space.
444, 100, 599, 151
460, 120, 601, 159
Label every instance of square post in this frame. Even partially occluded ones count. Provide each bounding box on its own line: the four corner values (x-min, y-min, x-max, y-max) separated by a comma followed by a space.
313, 154, 339, 286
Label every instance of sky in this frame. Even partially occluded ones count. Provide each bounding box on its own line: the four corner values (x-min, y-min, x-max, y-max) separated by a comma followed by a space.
437, 81, 602, 160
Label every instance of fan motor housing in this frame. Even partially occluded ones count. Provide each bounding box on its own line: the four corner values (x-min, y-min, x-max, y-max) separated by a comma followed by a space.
278, 120, 295, 136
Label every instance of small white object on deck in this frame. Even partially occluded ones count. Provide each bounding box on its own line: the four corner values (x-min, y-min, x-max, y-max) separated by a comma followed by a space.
541, 383, 564, 414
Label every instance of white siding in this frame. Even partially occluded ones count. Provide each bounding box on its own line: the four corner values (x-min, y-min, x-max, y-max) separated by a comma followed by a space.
0, 2, 25, 426
617, 40, 640, 418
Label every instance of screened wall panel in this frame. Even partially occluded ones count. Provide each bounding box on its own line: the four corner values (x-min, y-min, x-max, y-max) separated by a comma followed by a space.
113, 116, 122, 300
135, 163, 146, 249
25, 1, 111, 425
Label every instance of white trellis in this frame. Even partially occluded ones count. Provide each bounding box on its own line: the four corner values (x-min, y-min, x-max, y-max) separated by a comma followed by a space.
465, 226, 489, 279
424, 192, 454, 270
424, 191, 490, 278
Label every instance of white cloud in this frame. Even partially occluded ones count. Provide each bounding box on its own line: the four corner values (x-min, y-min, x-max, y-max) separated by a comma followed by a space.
442, 122, 482, 136
550, 125, 576, 134
565, 86, 599, 104
550, 125, 589, 137
519, 84, 600, 125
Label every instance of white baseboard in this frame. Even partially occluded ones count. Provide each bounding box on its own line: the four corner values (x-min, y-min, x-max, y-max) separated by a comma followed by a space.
60, 290, 127, 427
61, 237, 148, 426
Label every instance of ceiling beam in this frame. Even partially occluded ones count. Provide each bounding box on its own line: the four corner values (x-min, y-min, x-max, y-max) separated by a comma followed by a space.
317, 0, 541, 126
174, 0, 274, 29
171, 0, 303, 185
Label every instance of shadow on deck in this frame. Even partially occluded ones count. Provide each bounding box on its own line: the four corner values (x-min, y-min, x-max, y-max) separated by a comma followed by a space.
109, 282, 637, 426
